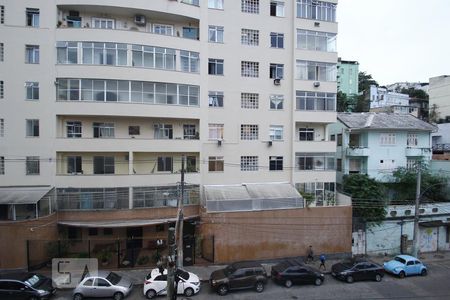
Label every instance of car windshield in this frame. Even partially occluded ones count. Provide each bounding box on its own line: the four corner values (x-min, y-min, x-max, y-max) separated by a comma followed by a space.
224, 265, 236, 276
394, 257, 406, 264
24, 275, 41, 287
176, 269, 189, 280
106, 272, 121, 285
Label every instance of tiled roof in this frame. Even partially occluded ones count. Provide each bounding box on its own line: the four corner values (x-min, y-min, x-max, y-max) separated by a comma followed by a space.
337, 113, 436, 131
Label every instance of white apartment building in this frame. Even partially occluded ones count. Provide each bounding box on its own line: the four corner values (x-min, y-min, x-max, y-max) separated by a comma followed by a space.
0, 1, 341, 266
429, 75, 450, 122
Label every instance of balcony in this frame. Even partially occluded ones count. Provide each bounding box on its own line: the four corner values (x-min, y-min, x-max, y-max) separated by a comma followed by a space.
293, 110, 336, 124
294, 141, 336, 153
346, 147, 370, 156
405, 147, 431, 157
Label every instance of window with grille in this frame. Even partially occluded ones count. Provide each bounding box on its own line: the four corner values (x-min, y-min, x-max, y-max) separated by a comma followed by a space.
241, 93, 259, 109
128, 126, 140, 135
183, 124, 197, 139
407, 133, 418, 146
0, 80, 3, 99
208, 58, 224, 75
269, 156, 283, 171
270, 1, 285, 17
157, 157, 173, 172
241, 124, 258, 140
67, 121, 82, 138
380, 133, 396, 145
209, 156, 224, 172
25, 82, 39, 100
241, 156, 258, 171
208, 123, 224, 140
26, 8, 40, 27
407, 159, 417, 170
25, 45, 39, 64
270, 32, 284, 48
270, 95, 284, 110
26, 119, 39, 137
269, 125, 283, 141
299, 128, 314, 141
209, 26, 224, 43
93, 156, 115, 174
270, 63, 284, 79
26, 156, 40, 175
93, 122, 115, 138
208, 91, 224, 107
241, 29, 259, 46
0, 118, 3, 137
0, 156, 4, 175
242, 0, 259, 14
0, 43, 3, 61
0, 6, 4, 24
241, 61, 259, 77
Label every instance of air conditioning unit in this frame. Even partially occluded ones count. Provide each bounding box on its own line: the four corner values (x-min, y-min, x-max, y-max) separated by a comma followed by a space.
267, 140, 273, 147
313, 81, 320, 87
273, 78, 281, 86
217, 139, 223, 146
314, 22, 320, 27
134, 15, 146, 26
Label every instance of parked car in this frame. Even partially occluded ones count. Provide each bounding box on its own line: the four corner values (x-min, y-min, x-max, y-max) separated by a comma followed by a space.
209, 261, 268, 296
331, 258, 384, 283
143, 268, 200, 299
0, 272, 56, 300
383, 255, 427, 278
271, 259, 325, 288
73, 271, 132, 300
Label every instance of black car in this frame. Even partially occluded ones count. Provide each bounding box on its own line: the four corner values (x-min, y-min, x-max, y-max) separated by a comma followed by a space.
271, 259, 324, 288
209, 261, 268, 296
331, 258, 384, 283
0, 272, 56, 300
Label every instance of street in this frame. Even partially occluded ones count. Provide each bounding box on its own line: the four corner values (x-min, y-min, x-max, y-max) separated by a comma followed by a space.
53, 259, 450, 300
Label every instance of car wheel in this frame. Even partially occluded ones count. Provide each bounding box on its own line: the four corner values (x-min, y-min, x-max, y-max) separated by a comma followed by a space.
346, 276, 354, 283
284, 279, 293, 288
113, 292, 124, 300
255, 281, 264, 293
73, 293, 83, 300
421, 269, 427, 276
315, 278, 323, 286
375, 274, 382, 282
146, 289, 157, 299
184, 287, 195, 297
399, 271, 405, 279
217, 285, 228, 296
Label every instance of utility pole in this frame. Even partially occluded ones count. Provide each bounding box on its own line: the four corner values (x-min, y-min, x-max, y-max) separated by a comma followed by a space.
412, 161, 421, 257
166, 227, 176, 300
176, 155, 185, 268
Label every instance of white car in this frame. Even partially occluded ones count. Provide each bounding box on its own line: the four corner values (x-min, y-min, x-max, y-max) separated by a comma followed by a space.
143, 268, 200, 299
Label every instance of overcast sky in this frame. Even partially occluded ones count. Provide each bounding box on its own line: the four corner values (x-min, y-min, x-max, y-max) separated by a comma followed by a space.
337, 0, 450, 85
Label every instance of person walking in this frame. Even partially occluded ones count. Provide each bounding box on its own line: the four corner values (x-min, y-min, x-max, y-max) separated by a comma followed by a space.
306, 245, 314, 263
319, 254, 326, 270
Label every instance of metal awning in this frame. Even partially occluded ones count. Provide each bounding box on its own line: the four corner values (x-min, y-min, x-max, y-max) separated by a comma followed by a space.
58, 215, 199, 228
0, 186, 53, 205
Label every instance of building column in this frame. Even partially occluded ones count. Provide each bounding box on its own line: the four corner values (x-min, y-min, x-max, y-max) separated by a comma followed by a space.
128, 151, 134, 209
129, 187, 133, 210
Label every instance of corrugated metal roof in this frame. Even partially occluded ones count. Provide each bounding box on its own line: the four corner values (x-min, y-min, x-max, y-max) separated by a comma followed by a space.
58, 216, 198, 228
0, 186, 53, 204
338, 113, 436, 131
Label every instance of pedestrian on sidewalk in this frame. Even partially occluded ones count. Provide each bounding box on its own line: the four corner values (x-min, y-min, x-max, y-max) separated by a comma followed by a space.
319, 254, 326, 271
306, 245, 314, 263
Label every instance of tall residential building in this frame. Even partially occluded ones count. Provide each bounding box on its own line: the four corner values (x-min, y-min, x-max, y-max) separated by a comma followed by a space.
337, 59, 359, 96
429, 75, 450, 123
0, 0, 350, 269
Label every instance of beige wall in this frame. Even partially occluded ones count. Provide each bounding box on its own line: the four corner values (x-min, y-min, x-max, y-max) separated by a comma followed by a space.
429, 75, 450, 120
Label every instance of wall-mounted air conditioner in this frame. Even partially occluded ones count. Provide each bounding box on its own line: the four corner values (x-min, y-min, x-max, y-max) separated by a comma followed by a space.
274, 78, 281, 86
313, 81, 320, 87
134, 15, 146, 26
217, 139, 223, 146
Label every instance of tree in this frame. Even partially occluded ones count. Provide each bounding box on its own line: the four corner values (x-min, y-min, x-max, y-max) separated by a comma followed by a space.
337, 91, 348, 112
400, 88, 429, 100
343, 174, 386, 224
354, 94, 370, 112
429, 104, 441, 123
358, 72, 378, 93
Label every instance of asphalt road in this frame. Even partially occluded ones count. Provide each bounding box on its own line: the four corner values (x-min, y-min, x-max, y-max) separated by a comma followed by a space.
54, 259, 450, 300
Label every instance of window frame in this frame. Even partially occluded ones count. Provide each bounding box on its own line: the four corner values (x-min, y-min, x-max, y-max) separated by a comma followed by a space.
93, 122, 115, 138
66, 121, 82, 138
93, 156, 115, 174
208, 58, 224, 75
157, 156, 173, 172
241, 156, 259, 171
269, 156, 283, 171
270, 94, 284, 110
270, 32, 284, 48
208, 123, 224, 140
270, 1, 285, 17
25, 45, 40, 64
26, 156, 40, 175
269, 63, 284, 79
92, 17, 115, 29
299, 128, 314, 141
67, 156, 82, 174
208, 156, 224, 172
26, 119, 39, 137
269, 125, 283, 141
241, 0, 260, 14
241, 124, 259, 140
241, 28, 259, 46
241, 61, 259, 77
241, 93, 259, 109
26, 8, 40, 27
208, 25, 224, 43
25, 82, 39, 100
0, 156, 4, 175
208, 91, 224, 107
208, 0, 224, 9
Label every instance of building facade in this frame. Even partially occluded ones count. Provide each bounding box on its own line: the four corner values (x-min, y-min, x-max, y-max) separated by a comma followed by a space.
429, 75, 450, 123
0, 0, 350, 269
337, 58, 359, 96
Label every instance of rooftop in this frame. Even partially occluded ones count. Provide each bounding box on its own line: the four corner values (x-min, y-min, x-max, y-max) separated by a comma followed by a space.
337, 113, 436, 131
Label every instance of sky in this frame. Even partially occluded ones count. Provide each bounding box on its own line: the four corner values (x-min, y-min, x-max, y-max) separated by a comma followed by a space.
337, 0, 450, 85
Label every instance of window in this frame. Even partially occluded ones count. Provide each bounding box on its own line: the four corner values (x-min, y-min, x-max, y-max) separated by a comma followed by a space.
270, 63, 284, 79
183, 124, 197, 139
336, 158, 342, 171
208, 156, 224, 172
209, 124, 224, 140
80, 42, 125, 66
407, 159, 417, 170
26, 156, 40, 175
241, 93, 259, 109
241, 124, 258, 140
337, 134, 342, 146
131, 45, 176, 70
93, 156, 115, 174
297, 29, 336, 52
295, 91, 336, 111
270, 95, 284, 110
128, 126, 140, 135
296, 0, 336, 22
0, 6, 4, 24
380, 133, 396, 145
157, 157, 173, 172
67, 156, 82, 174
0, 43, 4, 61
270, 1, 285, 17
26, 8, 39, 27
26, 119, 39, 137
92, 17, 114, 29
330, 134, 335, 141
241, 29, 259, 46
209, 26, 224, 43
209, 0, 224, 9
153, 24, 174, 36
182, 27, 199, 39
0, 157, 4, 175
208, 58, 224, 75
295, 152, 335, 171
241, 61, 259, 77
0, 118, 3, 137
182, 0, 199, 5
104, 228, 113, 235
186, 156, 197, 172
25, 45, 39, 64
407, 133, 418, 147
154, 124, 173, 139
93, 122, 114, 138
270, 32, 284, 48
25, 82, 39, 100
66, 121, 82, 138
88, 228, 98, 236
269, 125, 283, 141
242, 0, 259, 14
241, 156, 258, 171
296, 60, 336, 81
180, 51, 199, 73
269, 156, 283, 171
208, 91, 224, 107
299, 128, 314, 141
0, 80, 3, 98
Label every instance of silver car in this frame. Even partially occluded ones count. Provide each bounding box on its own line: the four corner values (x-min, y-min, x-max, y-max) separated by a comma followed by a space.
73, 271, 133, 300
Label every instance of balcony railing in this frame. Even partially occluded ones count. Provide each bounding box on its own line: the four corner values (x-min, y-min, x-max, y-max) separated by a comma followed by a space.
346, 146, 370, 156
433, 144, 450, 152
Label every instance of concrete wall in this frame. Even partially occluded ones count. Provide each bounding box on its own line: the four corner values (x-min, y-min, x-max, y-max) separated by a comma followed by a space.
199, 206, 352, 264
